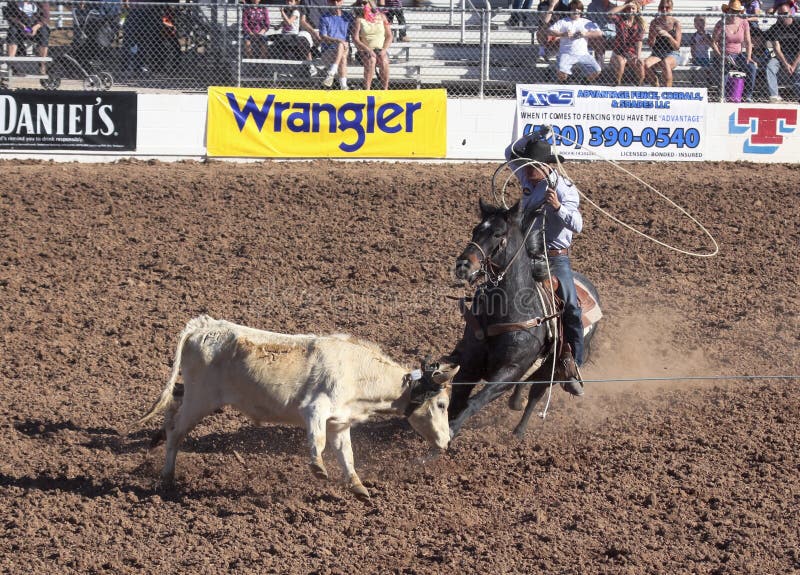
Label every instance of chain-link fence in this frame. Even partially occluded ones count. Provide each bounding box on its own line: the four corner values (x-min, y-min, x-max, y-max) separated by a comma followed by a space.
0, 0, 794, 101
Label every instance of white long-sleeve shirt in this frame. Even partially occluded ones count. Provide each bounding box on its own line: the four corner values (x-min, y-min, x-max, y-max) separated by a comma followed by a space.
504, 143, 583, 250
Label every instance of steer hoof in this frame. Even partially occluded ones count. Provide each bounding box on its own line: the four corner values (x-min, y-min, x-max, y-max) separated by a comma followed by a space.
160, 470, 175, 485
350, 481, 370, 499
309, 462, 329, 480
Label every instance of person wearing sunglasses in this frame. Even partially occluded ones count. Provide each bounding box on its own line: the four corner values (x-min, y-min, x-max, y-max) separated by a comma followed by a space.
644, 0, 682, 87
765, 4, 800, 101
542, 0, 603, 83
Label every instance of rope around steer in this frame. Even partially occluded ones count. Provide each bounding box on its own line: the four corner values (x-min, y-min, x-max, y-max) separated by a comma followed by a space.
449, 375, 800, 386
451, 375, 799, 422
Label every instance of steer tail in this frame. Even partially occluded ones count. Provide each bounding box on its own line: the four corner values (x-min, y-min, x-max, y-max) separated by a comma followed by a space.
134, 315, 212, 429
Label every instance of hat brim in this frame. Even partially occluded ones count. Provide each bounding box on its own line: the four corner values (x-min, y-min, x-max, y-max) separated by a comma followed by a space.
515, 153, 565, 164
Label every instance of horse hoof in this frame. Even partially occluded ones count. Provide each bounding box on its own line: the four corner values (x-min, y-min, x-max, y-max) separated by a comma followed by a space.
350, 482, 370, 499
309, 462, 329, 480
508, 396, 527, 411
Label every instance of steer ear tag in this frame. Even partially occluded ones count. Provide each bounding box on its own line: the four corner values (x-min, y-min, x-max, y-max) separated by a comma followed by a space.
409, 369, 423, 381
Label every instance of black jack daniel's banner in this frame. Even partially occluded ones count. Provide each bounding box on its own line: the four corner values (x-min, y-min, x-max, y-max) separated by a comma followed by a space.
0, 90, 137, 150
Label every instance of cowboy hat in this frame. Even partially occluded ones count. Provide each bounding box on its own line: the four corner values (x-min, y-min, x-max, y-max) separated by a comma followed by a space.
721, 0, 745, 12
513, 137, 565, 164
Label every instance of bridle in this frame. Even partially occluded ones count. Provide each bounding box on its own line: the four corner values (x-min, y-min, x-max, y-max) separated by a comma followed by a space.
465, 210, 541, 287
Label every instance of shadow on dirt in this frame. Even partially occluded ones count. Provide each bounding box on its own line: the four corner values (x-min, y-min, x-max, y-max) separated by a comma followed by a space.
14, 415, 416, 458
0, 470, 253, 502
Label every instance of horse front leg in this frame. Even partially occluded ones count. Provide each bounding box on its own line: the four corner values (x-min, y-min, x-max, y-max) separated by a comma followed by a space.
513, 356, 557, 439
445, 337, 485, 422
513, 383, 548, 439
449, 364, 526, 439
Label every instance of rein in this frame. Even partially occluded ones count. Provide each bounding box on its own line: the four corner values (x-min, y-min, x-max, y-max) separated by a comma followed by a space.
469, 215, 540, 287
461, 211, 558, 339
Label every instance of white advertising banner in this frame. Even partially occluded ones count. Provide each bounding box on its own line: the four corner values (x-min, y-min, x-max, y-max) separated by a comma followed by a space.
707, 103, 798, 162
515, 84, 709, 161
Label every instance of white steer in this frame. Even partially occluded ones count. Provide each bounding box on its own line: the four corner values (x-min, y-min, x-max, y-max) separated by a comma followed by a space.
136, 315, 458, 498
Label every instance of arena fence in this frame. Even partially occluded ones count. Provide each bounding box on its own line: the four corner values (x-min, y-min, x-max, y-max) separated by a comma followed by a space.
0, 1, 791, 101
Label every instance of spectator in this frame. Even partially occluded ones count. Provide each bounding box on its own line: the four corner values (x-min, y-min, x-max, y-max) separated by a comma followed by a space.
690, 15, 712, 67
749, 25, 770, 67
352, 0, 393, 89
586, 0, 616, 66
765, 3, 800, 101
543, 0, 603, 83
123, 0, 161, 76
3, 0, 50, 75
644, 0, 681, 87
711, 0, 757, 102
689, 15, 712, 87
766, 0, 798, 15
281, 0, 317, 72
535, 0, 570, 59
242, 0, 270, 59
607, 1, 645, 85
744, 0, 762, 27
509, 0, 537, 27
378, 0, 408, 41
319, 0, 350, 89
300, 0, 329, 45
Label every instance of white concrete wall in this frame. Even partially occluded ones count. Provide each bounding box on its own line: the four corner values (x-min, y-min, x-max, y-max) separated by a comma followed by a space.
0, 93, 797, 163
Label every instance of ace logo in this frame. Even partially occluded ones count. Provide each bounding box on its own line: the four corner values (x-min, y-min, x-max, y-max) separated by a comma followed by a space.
520, 89, 575, 108
728, 108, 797, 154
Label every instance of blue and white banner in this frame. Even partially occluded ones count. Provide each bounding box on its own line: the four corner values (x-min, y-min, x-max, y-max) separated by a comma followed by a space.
515, 85, 708, 161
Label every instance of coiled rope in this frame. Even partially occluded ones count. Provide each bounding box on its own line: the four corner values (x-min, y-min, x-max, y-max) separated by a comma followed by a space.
482, 128, 725, 418
502, 127, 721, 258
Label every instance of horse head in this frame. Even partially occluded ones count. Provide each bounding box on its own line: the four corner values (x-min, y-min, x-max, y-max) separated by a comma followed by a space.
455, 198, 535, 285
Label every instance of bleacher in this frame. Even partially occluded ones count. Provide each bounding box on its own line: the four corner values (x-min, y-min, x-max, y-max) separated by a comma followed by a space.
0, 0, 788, 96
249, 0, 742, 93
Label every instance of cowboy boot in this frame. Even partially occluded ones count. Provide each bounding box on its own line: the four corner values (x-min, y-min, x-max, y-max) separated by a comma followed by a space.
557, 344, 584, 397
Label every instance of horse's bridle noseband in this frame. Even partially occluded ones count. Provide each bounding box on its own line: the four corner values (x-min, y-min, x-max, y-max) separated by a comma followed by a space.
466, 213, 539, 287
465, 236, 506, 285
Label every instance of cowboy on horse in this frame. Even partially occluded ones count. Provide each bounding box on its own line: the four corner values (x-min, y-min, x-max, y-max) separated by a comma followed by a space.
504, 127, 586, 396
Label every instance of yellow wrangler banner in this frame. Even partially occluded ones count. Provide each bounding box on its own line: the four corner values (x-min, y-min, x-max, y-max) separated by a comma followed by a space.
207, 87, 447, 158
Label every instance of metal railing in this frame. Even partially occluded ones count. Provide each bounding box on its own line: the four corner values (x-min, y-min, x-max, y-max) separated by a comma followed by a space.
0, 1, 792, 101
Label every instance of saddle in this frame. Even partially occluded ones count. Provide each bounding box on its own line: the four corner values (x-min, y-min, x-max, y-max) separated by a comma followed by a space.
458, 276, 601, 342
539, 276, 602, 333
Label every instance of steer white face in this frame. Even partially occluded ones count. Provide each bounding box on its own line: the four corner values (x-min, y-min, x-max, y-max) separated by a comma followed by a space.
407, 388, 451, 451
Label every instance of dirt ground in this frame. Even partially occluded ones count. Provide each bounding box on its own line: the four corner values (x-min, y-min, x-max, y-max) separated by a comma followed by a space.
1, 159, 798, 574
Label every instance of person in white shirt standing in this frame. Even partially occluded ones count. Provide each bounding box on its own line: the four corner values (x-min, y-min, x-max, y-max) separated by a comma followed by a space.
543, 0, 604, 82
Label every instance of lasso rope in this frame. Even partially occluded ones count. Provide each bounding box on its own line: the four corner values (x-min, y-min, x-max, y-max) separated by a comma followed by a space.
487, 128, 722, 418
502, 128, 721, 258
451, 375, 800, 385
